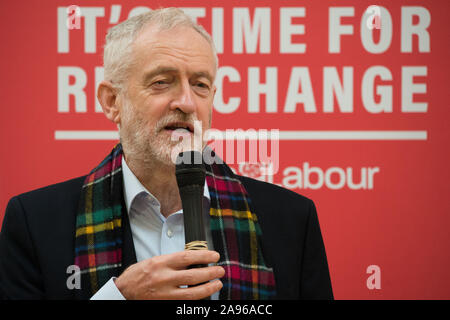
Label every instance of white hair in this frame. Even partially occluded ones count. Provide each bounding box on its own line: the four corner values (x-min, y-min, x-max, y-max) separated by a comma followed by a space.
103, 7, 218, 91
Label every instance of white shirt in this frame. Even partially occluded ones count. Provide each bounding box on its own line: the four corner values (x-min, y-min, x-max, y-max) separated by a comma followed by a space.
91, 158, 217, 300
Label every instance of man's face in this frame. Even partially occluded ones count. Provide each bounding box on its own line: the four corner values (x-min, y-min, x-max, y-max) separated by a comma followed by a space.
118, 24, 216, 166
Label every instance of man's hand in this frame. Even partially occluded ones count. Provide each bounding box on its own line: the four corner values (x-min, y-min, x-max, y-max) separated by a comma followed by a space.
114, 250, 225, 300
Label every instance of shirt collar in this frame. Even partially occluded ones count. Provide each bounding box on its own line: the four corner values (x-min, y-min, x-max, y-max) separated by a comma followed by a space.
122, 157, 210, 214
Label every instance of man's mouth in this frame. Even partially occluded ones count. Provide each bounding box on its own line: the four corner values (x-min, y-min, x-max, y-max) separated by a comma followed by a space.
163, 122, 194, 134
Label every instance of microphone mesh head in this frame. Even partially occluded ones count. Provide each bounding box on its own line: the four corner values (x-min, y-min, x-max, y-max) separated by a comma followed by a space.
175, 151, 206, 188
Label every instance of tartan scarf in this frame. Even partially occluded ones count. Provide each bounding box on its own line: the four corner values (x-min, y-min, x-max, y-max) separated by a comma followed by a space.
74, 144, 276, 299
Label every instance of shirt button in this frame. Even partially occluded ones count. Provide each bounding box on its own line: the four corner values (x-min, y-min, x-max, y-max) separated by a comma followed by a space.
166, 229, 174, 238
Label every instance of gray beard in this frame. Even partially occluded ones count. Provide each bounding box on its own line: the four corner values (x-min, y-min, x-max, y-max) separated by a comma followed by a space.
118, 100, 208, 168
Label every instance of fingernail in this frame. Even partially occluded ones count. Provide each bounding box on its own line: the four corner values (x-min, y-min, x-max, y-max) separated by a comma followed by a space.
214, 266, 225, 277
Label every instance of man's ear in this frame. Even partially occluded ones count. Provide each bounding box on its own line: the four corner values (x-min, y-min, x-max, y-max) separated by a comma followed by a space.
97, 81, 121, 124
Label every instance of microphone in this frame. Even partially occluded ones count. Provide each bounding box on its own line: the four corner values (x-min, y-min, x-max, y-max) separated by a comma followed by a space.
175, 151, 208, 268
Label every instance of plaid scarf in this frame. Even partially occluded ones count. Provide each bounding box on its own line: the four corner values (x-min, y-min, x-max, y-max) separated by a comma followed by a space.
74, 144, 276, 299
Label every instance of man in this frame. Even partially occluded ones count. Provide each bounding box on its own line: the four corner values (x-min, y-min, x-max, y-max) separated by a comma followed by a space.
0, 8, 333, 300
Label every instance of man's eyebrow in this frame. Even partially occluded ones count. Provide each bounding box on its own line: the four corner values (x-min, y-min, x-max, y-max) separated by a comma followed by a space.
142, 66, 178, 83
142, 67, 214, 84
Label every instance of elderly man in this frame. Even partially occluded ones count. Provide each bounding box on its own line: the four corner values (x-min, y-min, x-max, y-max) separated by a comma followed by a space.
0, 8, 333, 300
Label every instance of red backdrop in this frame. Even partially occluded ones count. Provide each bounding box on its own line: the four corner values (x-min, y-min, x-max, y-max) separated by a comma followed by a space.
1, 0, 449, 299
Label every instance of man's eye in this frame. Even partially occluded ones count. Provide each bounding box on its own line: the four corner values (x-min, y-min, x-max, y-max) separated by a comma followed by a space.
151, 80, 170, 89
194, 82, 210, 91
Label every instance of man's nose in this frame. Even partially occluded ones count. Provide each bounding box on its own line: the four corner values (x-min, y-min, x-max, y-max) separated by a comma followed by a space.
170, 81, 196, 114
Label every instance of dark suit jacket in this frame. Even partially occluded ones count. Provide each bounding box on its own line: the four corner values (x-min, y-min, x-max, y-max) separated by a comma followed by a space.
0, 174, 333, 300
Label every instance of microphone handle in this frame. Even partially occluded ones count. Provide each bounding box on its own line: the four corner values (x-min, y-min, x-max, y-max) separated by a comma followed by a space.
179, 185, 211, 299
180, 185, 207, 249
